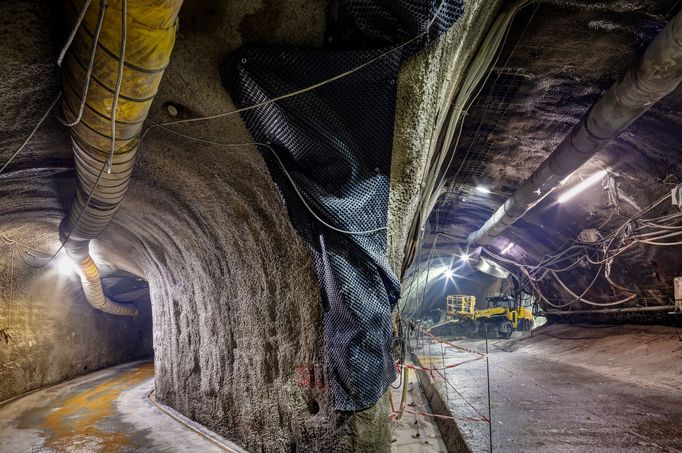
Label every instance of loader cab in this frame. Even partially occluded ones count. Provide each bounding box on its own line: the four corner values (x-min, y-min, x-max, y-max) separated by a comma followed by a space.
486, 295, 515, 310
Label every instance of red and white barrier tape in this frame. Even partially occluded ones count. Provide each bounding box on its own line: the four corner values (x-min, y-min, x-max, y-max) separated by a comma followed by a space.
388, 328, 491, 424
397, 357, 482, 372
417, 328, 486, 357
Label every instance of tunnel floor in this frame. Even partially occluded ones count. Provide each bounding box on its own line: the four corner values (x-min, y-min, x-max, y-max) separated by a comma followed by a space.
411, 324, 682, 452
0, 361, 244, 452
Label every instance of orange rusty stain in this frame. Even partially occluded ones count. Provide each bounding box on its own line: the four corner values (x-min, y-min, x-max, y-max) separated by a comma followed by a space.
42, 362, 154, 452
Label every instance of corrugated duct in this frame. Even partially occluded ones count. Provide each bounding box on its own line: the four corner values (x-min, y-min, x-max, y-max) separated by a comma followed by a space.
59, 0, 183, 316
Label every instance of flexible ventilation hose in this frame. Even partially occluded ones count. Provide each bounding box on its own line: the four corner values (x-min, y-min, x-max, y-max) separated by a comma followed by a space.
60, 0, 183, 316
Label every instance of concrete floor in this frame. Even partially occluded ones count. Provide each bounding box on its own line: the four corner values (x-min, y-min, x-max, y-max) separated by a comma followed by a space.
3, 323, 680, 453
0, 361, 246, 452
390, 371, 448, 452
0, 358, 448, 453
412, 324, 682, 453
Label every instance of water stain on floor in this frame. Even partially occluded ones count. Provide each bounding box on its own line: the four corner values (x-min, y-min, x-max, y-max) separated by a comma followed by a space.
16, 362, 154, 452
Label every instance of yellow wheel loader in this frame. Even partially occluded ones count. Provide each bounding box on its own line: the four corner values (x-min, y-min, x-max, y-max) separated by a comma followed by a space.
431, 295, 533, 338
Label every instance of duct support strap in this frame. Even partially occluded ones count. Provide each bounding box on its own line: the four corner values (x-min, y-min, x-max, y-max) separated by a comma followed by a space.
60, 0, 183, 316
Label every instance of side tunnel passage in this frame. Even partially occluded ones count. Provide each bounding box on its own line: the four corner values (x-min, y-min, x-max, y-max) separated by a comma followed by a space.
0, 224, 153, 404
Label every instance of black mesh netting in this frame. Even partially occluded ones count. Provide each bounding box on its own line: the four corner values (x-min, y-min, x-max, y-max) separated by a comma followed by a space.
221, 0, 463, 411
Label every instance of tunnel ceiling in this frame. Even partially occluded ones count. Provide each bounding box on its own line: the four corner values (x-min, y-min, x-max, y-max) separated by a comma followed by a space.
2, 0, 680, 320
412, 0, 682, 313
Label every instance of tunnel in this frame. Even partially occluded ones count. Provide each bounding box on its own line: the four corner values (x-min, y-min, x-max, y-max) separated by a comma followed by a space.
1, 0, 681, 452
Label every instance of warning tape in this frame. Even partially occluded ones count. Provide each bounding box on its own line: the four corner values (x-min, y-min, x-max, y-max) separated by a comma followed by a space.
388, 326, 491, 424
395, 327, 486, 373
417, 327, 486, 357
397, 358, 482, 373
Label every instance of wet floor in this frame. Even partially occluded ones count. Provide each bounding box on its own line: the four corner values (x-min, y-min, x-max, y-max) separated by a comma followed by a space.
0, 361, 244, 452
412, 325, 682, 452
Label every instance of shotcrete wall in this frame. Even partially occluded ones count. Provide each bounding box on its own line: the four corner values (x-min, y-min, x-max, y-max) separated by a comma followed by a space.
0, 0, 525, 449
388, 0, 504, 275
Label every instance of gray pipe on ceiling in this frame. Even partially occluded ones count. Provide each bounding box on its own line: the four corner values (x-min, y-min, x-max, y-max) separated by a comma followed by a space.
468, 10, 682, 247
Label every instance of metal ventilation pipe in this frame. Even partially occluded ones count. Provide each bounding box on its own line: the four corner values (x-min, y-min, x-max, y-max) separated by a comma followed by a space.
468, 11, 682, 246
60, 0, 183, 316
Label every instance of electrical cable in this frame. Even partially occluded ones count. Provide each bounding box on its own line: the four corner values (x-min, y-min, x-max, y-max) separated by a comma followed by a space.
436, 366, 489, 420
407, 0, 537, 268
0, 234, 53, 256
418, 8, 519, 233
440, 2, 538, 215
0, 93, 61, 176
135, 1, 454, 236
25, 162, 107, 268
408, 233, 442, 320
144, 122, 388, 235
481, 247, 636, 308
446, 3, 539, 195
405, 230, 465, 320
0, 168, 74, 181
638, 239, 682, 246
57, 0, 94, 66
549, 269, 637, 307
484, 192, 680, 284
107, 0, 126, 174
57, 0, 107, 128
438, 18, 514, 206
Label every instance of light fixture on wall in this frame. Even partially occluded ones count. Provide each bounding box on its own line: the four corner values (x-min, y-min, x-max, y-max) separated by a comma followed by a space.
558, 169, 607, 203
475, 185, 491, 194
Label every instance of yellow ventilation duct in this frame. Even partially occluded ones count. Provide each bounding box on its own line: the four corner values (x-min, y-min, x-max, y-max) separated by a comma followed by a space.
60, 0, 183, 316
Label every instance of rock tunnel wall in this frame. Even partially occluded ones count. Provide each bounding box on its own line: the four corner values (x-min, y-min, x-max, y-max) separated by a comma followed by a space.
387, 0, 503, 275
106, 142, 342, 451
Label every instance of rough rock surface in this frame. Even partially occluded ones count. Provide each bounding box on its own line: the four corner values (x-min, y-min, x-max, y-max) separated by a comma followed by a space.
0, 0, 153, 404
387, 0, 504, 275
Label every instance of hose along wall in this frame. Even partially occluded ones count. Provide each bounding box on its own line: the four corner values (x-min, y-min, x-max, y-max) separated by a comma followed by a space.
60, 0, 183, 316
